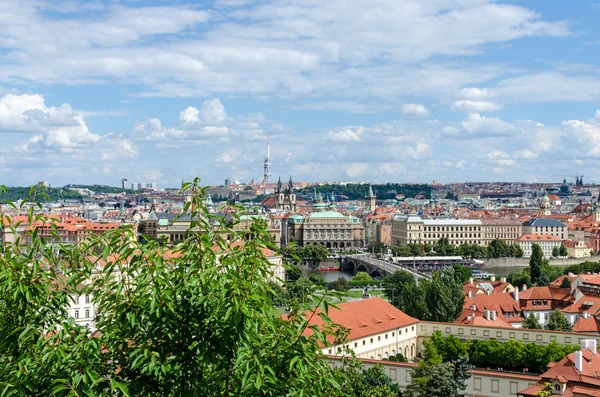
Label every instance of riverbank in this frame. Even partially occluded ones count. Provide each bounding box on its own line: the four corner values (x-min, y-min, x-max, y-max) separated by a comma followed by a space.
483, 256, 600, 269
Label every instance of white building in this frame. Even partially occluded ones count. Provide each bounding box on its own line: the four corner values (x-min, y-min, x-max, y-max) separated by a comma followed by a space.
516, 234, 562, 258
391, 215, 483, 246
522, 218, 567, 240
68, 289, 96, 330
300, 297, 419, 361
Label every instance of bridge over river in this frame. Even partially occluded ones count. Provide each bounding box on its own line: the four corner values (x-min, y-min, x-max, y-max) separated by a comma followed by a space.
339, 254, 431, 280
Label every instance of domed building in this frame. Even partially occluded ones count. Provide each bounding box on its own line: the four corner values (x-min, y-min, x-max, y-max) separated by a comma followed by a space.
283, 211, 365, 250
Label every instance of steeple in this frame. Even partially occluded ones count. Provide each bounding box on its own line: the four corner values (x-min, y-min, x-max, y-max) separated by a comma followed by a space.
287, 176, 294, 192
365, 185, 376, 212
276, 176, 282, 194
366, 185, 375, 198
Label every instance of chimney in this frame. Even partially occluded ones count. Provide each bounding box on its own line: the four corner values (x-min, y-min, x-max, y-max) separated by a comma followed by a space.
575, 350, 583, 372
514, 287, 519, 303
522, 284, 527, 290
501, 277, 506, 283
471, 304, 476, 310
469, 277, 474, 284
582, 339, 597, 355
491, 311, 497, 321
484, 310, 490, 320
583, 313, 590, 319
491, 276, 496, 282
468, 290, 473, 298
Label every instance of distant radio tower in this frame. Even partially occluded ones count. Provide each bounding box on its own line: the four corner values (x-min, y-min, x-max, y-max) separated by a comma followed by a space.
263, 141, 271, 184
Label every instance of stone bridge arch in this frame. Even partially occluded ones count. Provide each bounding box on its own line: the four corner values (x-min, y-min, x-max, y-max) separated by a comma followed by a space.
356, 264, 369, 274
340, 259, 355, 272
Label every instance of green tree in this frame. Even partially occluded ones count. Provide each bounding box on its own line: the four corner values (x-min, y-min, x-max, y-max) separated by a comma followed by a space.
560, 277, 571, 288
371, 241, 390, 255
530, 243, 544, 284
328, 360, 403, 397
351, 272, 372, 283
392, 245, 413, 257
452, 264, 472, 284
536, 382, 553, 397
287, 262, 303, 281
422, 268, 464, 323
552, 246, 560, 258
559, 244, 568, 257
401, 281, 429, 320
384, 270, 415, 309
309, 273, 327, 286
0, 181, 348, 396
434, 237, 454, 256
523, 312, 543, 329
289, 276, 315, 302
546, 309, 572, 331
304, 244, 329, 261
405, 339, 471, 397
329, 277, 350, 292
267, 280, 290, 307
513, 245, 524, 258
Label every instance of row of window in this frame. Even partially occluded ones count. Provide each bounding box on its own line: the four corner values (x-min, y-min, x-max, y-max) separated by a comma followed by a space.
423, 233, 481, 239
422, 226, 482, 232
75, 295, 91, 304
74, 309, 91, 319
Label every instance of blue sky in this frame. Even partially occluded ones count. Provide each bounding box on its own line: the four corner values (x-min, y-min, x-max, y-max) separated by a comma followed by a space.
1, 0, 600, 187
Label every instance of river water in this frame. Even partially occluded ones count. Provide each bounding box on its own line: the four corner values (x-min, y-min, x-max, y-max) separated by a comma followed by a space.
302, 269, 354, 282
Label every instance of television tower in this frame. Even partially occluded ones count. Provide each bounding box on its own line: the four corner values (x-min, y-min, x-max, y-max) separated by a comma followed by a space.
263, 141, 271, 184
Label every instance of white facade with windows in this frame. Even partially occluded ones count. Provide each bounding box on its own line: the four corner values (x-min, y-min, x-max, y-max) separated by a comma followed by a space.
391, 215, 483, 246
68, 291, 96, 330
326, 323, 419, 361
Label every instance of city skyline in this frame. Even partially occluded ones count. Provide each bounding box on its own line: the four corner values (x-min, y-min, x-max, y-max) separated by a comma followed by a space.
1, 1, 600, 187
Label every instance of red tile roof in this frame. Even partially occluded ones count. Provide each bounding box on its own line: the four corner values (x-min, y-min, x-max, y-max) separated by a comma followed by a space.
284, 297, 418, 343
517, 234, 562, 241
572, 316, 600, 333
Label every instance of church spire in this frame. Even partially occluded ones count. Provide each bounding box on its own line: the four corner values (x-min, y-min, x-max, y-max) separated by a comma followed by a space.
288, 176, 294, 192
366, 185, 375, 198
276, 176, 282, 194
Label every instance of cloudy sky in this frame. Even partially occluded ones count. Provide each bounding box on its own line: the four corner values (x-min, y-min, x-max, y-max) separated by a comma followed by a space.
1, 0, 600, 187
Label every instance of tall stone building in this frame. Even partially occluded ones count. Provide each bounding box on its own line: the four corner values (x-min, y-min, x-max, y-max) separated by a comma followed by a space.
283, 211, 365, 249
276, 176, 297, 213
365, 185, 376, 213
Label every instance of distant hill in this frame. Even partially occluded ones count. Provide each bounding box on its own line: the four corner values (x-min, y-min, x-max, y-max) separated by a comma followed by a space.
0, 186, 83, 202
297, 183, 431, 200
0, 184, 140, 202
65, 184, 135, 195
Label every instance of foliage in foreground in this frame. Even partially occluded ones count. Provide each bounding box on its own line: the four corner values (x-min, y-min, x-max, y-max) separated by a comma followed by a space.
0, 180, 352, 396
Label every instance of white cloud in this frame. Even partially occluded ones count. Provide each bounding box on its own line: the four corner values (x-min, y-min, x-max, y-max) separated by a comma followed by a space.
487, 150, 510, 159
595, 110, 600, 120
495, 72, 600, 103
459, 113, 518, 138
345, 163, 369, 179
457, 87, 495, 100
326, 128, 362, 142
401, 103, 430, 117
561, 119, 600, 155
514, 149, 538, 159
0, 93, 137, 183
0, 0, 570, 103
453, 100, 502, 112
